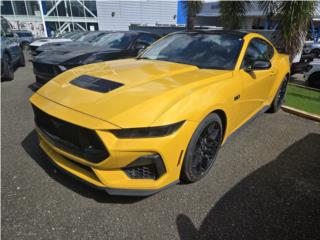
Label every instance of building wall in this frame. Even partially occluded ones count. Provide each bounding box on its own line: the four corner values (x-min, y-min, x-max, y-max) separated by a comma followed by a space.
97, 1, 178, 30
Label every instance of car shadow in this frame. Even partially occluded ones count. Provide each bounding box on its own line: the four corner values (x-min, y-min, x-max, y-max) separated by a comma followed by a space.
21, 130, 145, 204
176, 133, 320, 240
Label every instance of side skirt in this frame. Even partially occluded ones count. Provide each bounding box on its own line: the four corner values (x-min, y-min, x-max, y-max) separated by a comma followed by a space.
222, 105, 270, 147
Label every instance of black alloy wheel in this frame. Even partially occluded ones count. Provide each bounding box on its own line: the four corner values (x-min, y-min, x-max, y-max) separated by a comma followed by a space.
2, 53, 14, 81
308, 73, 320, 89
18, 49, 26, 67
181, 113, 223, 183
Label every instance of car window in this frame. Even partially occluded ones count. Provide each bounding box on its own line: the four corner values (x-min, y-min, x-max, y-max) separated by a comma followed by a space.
92, 32, 135, 49
17, 32, 32, 37
139, 33, 243, 70
136, 34, 158, 44
242, 38, 274, 67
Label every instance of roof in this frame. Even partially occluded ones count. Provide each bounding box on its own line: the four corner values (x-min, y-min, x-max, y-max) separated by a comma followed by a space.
183, 29, 249, 38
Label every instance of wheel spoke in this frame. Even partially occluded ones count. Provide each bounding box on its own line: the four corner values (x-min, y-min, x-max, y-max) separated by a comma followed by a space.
191, 121, 221, 177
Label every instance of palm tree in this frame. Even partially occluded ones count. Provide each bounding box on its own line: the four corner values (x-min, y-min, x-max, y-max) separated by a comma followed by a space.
260, 1, 318, 61
183, 1, 203, 30
219, 1, 250, 29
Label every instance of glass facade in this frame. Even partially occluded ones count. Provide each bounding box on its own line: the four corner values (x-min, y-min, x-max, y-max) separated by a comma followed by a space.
0, 0, 98, 37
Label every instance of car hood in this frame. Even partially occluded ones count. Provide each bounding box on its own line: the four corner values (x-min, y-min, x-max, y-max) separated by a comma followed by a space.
35, 59, 233, 128
33, 47, 122, 65
30, 38, 72, 47
37, 42, 92, 52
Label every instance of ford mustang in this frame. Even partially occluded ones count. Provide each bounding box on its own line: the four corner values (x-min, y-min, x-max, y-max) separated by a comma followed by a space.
30, 30, 290, 196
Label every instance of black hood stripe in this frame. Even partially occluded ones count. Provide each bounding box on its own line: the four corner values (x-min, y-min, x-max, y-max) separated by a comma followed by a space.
70, 75, 124, 93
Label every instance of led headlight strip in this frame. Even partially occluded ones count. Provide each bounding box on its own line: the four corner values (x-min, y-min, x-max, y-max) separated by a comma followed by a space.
110, 121, 185, 138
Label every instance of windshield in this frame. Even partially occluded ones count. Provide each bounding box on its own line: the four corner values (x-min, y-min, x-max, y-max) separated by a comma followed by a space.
57, 31, 77, 39
92, 32, 134, 49
75, 32, 106, 42
69, 31, 88, 40
139, 33, 243, 70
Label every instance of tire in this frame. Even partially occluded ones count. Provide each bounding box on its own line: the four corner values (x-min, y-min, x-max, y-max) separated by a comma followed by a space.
18, 49, 25, 67
181, 113, 223, 183
2, 53, 14, 81
311, 49, 320, 58
267, 76, 288, 113
307, 72, 320, 89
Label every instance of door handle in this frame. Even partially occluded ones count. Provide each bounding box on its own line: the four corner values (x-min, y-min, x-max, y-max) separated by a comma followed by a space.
270, 71, 276, 76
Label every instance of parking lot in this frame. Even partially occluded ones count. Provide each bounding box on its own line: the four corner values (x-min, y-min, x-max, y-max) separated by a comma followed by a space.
2, 53, 320, 239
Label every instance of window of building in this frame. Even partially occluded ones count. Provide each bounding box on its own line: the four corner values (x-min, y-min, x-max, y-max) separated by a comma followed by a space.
12, 1, 27, 15
25, 1, 40, 15
1, 1, 14, 15
84, 1, 97, 17
70, 0, 85, 17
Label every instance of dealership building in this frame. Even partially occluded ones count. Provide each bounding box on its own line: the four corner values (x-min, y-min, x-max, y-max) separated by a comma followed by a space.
1, 1, 320, 37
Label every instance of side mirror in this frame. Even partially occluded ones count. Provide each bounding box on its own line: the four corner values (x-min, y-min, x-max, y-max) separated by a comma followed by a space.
244, 60, 271, 72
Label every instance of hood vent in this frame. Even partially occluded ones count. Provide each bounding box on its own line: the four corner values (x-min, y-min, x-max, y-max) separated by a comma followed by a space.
70, 75, 124, 93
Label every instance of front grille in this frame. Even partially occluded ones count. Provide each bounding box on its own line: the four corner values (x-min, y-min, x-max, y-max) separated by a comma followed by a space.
124, 164, 158, 179
35, 76, 49, 85
33, 105, 109, 163
33, 62, 59, 76
123, 154, 166, 180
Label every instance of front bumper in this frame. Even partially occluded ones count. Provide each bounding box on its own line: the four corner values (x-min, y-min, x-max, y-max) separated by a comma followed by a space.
33, 61, 62, 86
30, 93, 197, 196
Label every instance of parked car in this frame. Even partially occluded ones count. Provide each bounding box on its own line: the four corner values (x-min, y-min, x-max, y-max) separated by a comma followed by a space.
13, 30, 34, 49
303, 41, 320, 58
291, 53, 314, 74
30, 30, 290, 196
29, 31, 86, 54
32, 31, 160, 87
33, 31, 110, 56
1, 17, 25, 81
304, 60, 320, 89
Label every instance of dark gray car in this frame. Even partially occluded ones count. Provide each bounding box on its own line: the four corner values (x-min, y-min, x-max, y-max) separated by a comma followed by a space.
1, 17, 25, 81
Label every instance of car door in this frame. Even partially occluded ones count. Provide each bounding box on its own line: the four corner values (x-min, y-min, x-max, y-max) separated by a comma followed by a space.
1, 19, 20, 62
238, 38, 276, 118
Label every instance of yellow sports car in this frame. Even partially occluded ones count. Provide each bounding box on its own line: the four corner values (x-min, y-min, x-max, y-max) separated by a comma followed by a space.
30, 30, 290, 196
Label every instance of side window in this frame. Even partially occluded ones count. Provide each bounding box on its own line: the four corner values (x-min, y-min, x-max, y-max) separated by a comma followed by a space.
242, 38, 274, 67
136, 34, 158, 45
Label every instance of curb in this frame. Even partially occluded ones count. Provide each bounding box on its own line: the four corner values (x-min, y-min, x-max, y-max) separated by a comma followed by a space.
288, 83, 320, 92
281, 105, 320, 122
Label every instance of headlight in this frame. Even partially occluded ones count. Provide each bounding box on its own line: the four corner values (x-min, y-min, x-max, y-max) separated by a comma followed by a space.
110, 121, 185, 138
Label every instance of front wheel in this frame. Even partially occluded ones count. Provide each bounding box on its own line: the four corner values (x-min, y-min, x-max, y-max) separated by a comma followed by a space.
2, 53, 14, 81
181, 113, 223, 183
307, 73, 320, 89
18, 49, 25, 67
267, 76, 288, 113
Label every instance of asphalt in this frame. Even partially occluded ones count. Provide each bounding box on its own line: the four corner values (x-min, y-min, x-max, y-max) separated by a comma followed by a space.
2, 53, 320, 240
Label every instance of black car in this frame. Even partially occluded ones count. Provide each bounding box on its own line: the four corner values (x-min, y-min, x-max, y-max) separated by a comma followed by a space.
33, 31, 109, 56
32, 31, 160, 87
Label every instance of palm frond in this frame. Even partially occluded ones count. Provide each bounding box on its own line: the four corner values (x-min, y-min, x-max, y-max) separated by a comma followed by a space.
276, 1, 317, 60
219, 1, 250, 29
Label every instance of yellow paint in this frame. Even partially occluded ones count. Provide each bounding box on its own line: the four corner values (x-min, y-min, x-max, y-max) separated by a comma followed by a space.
30, 33, 290, 192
